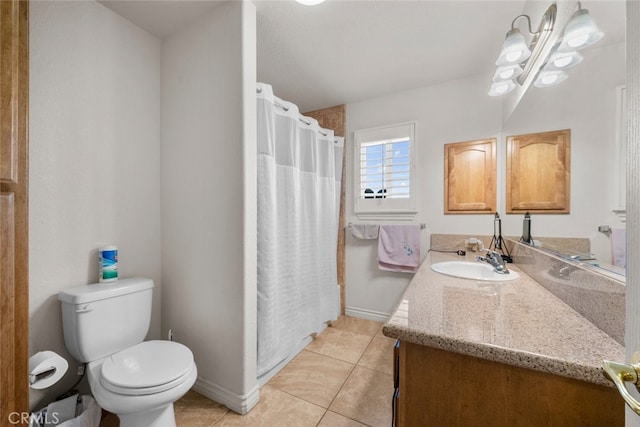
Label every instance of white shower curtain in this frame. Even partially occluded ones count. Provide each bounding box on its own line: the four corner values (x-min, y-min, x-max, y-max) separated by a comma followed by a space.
256, 82, 343, 378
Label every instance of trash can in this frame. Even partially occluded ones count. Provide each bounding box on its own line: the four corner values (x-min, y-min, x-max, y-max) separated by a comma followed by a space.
29, 395, 101, 427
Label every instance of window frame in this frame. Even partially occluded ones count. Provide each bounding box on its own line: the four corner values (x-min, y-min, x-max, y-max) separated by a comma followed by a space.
353, 121, 417, 220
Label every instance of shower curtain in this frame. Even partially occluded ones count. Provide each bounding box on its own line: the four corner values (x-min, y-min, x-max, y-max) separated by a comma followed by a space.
256, 82, 343, 378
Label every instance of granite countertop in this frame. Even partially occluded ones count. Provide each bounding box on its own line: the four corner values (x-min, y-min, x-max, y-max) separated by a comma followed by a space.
382, 251, 625, 387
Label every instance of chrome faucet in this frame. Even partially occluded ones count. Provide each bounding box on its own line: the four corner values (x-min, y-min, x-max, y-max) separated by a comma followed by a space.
477, 250, 510, 274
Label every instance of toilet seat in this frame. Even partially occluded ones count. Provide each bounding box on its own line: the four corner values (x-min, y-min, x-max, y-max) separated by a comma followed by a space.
100, 340, 194, 396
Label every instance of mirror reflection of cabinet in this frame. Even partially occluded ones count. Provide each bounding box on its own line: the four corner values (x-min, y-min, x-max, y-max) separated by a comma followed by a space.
444, 138, 496, 214
506, 129, 571, 214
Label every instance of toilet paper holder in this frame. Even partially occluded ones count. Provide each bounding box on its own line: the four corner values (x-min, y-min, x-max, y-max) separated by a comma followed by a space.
29, 351, 68, 389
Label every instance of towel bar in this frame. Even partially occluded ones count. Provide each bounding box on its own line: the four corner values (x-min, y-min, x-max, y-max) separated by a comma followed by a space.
347, 222, 426, 230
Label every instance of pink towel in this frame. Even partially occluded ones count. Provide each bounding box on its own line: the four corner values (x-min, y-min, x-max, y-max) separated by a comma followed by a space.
378, 225, 420, 273
611, 228, 626, 268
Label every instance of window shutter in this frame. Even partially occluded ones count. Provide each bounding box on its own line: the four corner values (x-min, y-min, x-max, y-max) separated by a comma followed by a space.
354, 122, 417, 219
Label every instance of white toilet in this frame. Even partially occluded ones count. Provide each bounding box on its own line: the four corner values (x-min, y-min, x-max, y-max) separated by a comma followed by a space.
58, 277, 197, 427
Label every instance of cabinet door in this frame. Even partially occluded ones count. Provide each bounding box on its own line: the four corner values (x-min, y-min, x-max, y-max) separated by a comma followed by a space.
506, 129, 571, 214
444, 138, 496, 214
0, 0, 29, 421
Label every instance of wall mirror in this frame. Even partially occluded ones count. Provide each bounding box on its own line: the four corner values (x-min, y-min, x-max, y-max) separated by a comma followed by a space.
501, 1, 626, 277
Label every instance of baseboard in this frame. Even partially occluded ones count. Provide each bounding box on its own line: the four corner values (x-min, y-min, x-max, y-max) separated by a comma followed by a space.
344, 306, 391, 323
192, 377, 260, 415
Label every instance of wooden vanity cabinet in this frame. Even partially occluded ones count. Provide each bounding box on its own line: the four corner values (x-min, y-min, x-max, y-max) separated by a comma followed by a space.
396, 341, 623, 426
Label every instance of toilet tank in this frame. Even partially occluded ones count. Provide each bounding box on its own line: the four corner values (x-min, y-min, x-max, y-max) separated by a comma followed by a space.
58, 277, 154, 363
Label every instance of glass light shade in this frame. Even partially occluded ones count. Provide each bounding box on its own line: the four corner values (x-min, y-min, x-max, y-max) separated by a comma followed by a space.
492, 64, 524, 82
496, 28, 532, 66
488, 80, 516, 96
295, 0, 326, 5
534, 70, 568, 88
545, 50, 583, 70
558, 9, 603, 52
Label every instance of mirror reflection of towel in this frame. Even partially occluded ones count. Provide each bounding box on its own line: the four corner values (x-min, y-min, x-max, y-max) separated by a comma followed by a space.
611, 228, 626, 268
378, 225, 420, 273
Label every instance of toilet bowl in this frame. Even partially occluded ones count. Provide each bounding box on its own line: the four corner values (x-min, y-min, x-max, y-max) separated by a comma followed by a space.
88, 341, 197, 427
58, 278, 198, 427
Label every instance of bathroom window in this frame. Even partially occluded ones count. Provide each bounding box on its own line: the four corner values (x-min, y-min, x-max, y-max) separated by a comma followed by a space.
353, 122, 417, 219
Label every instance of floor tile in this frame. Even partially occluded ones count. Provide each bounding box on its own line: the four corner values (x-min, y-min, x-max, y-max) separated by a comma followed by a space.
305, 327, 372, 364
331, 315, 383, 337
173, 316, 391, 426
268, 350, 354, 408
175, 390, 228, 426
358, 337, 395, 375
329, 365, 393, 427
213, 385, 325, 427
317, 410, 368, 427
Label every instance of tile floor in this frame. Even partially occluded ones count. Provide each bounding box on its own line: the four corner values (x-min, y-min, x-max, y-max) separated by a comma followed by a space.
101, 316, 395, 427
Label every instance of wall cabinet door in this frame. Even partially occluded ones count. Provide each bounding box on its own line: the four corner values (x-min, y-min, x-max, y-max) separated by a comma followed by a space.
444, 138, 496, 214
506, 129, 571, 214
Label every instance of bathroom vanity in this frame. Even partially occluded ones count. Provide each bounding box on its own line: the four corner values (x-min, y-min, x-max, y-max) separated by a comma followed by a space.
383, 247, 625, 426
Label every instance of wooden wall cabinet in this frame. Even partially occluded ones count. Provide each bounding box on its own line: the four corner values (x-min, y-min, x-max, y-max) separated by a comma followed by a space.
444, 138, 496, 214
506, 129, 571, 214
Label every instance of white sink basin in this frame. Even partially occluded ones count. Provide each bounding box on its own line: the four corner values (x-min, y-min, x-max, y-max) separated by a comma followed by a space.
430, 261, 520, 281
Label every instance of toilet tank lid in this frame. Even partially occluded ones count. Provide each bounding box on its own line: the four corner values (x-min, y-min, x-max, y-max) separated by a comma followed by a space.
58, 277, 154, 304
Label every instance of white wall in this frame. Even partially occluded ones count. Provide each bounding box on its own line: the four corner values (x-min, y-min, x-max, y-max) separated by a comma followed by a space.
161, 1, 258, 414
29, 1, 162, 410
345, 74, 503, 320
345, 41, 625, 319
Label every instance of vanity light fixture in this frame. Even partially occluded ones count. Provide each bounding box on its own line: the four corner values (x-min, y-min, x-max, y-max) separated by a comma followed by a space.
495, 27, 532, 66
545, 49, 583, 70
533, 70, 568, 88
489, 4, 556, 96
489, 2, 603, 96
558, 3, 603, 51
488, 80, 517, 97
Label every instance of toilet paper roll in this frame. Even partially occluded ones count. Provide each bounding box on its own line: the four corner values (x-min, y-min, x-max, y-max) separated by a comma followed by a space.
29, 351, 69, 390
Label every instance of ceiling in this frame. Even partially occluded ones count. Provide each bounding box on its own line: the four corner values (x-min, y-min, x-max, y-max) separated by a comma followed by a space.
100, 0, 626, 113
